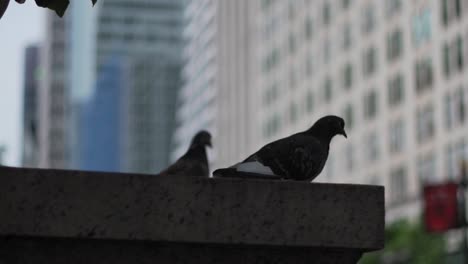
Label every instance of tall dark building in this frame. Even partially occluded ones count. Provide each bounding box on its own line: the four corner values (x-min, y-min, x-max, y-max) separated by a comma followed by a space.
79, 56, 128, 172
22, 45, 41, 167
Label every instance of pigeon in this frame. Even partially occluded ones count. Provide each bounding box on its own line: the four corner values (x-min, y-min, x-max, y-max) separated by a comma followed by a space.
159, 130, 212, 177
213, 115, 347, 181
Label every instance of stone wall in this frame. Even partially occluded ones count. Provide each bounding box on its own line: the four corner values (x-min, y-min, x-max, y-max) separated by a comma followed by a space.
0, 166, 384, 263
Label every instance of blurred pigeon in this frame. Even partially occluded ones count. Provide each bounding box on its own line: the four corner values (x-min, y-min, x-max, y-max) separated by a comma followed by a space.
213, 115, 346, 181
159, 130, 212, 177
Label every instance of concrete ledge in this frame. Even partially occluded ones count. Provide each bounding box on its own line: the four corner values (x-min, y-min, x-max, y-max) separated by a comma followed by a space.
0, 167, 384, 263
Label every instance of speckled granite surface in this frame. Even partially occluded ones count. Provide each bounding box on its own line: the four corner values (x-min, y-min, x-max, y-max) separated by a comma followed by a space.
0, 166, 384, 263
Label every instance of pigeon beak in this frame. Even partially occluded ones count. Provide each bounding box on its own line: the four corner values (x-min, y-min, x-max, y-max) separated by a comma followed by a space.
340, 129, 347, 138
207, 141, 213, 148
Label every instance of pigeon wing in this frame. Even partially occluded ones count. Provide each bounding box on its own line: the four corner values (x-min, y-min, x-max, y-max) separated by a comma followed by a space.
251, 134, 327, 180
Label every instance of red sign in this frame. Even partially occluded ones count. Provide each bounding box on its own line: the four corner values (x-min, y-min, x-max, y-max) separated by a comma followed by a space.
423, 182, 459, 233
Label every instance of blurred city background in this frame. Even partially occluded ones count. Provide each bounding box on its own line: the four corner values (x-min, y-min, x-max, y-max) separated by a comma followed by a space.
1, 0, 468, 262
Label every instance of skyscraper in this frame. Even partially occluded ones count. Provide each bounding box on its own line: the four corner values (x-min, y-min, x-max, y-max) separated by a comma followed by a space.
22, 45, 41, 167
172, 0, 218, 163
173, 0, 258, 169
38, 13, 70, 169
123, 55, 180, 173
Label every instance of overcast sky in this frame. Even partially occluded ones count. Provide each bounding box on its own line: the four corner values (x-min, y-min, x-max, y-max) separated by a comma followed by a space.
0, 1, 44, 165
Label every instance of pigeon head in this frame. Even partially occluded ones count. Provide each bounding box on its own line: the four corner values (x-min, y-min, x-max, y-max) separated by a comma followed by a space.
308, 115, 347, 141
191, 130, 212, 148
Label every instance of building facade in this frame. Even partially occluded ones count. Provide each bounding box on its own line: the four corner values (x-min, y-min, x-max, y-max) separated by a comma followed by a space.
38, 13, 70, 169
172, 0, 218, 163
254, 0, 468, 222
173, 0, 258, 169
22, 45, 41, 167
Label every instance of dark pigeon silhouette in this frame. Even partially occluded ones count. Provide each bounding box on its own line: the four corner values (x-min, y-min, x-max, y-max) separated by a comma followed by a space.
213, 115, 347, 181
159, 130, 212, 177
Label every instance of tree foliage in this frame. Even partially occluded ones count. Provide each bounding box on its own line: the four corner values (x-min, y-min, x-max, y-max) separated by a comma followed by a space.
360, 220, 445, 264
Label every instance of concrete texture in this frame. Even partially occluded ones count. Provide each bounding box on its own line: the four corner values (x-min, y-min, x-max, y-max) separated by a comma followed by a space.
0, 166, 384, 263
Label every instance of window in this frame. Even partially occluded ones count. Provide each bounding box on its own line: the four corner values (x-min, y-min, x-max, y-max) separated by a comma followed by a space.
457, 36, 464, 70
443, 43, 450, 77
342, 23, 352, 50
389, 119, 405, 153
414, 57, 433, 93
323, 2, 331, 26
444, 87, 466, 130
417, 153, 437, 183
363, 46, 377, 77
445, 140, 466, 180
442, 0, 463, 27
288, 1, 296, 21
305, 91, 314, 113
387, 29, 403, 62
390, 165, 408, 204
262, 0, 273, 9
362, 4, 375, 34
364, 132, 379, 162
304, 17, 313, 40
388, 74, 404, 107
446, 144, 457, 179
442, 0, 449, 26
344, 104, 354, 130
288, 33, 297, 54
342, 63, 353, 89
263, 48, 279, 73
443, 35, 464, 78
363, 90, 377, 119
289, 102, 299, 124
412, 8, 432, 47
385, 0, 401, 18
323, 78, 333, 103
342, 0, 351, 10
416, 104, 435, 144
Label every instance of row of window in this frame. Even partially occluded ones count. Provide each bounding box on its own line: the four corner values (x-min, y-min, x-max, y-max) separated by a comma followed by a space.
263, 85, 467, 163
263, 0, 402, 32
